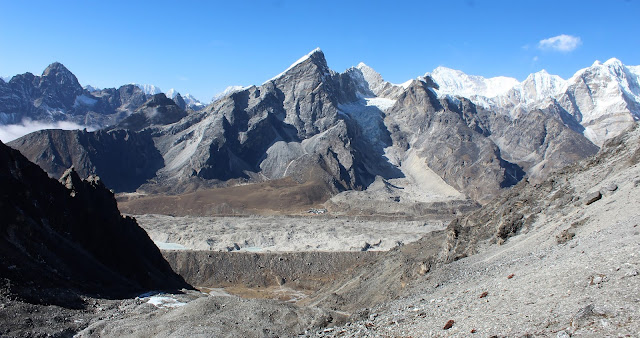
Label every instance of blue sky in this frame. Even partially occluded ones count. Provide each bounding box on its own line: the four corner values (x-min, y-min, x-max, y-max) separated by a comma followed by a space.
1, 0, 639, 102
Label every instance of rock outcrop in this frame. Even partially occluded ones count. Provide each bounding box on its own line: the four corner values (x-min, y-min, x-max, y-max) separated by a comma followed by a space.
8, 128, 163, 192
0, 140, 189, 306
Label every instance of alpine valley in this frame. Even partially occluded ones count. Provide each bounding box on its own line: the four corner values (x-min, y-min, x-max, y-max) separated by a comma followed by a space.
1, 49, 640, 336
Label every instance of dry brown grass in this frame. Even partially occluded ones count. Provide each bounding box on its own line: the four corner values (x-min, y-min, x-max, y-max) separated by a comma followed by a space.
117, 177, 333, 216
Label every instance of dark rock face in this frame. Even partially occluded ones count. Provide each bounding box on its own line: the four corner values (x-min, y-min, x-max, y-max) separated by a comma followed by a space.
152, 49, 369, 193
384, 80, 525, 203
8, 128, 163, 192
172, 93, 187, 110
0, 140, 189, 306
113, 93, 187, 132
473, 102, 599, 180
0, 63, 149, 127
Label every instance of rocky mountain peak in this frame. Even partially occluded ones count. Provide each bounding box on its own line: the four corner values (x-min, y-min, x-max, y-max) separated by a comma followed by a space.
60, 166, 84, 193
144, 93, 177, 108
41, 62, 80, 88
604, 57, 624, 67
35, 62, 84, 110
267, 47, 332, 83
112, 93, 186, 132
172, 92, 187, 110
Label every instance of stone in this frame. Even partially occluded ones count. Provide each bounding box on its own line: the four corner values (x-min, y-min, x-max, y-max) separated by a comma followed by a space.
443, 319, 455, 330
556, 229, 576, 244
584, 191, 602, 205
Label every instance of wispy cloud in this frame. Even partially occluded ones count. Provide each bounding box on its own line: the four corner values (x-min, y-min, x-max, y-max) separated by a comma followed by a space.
0, 120, 95, 143
538, 34, 582, 52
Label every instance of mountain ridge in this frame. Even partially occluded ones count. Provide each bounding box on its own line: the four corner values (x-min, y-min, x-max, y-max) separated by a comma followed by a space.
5, 50, 626, 208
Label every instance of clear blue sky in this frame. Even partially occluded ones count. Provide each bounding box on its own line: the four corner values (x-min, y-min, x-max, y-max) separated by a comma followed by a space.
1, 0, 639, 102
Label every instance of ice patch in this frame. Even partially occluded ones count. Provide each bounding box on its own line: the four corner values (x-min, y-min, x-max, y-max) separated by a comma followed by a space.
146, 296, 186, 308
73, 94, 97, 107
154, 241, 187, 250
428, 66, 518, 98
213, 85, 249, 101
364, 97, 396, 111
133, 84, 163, 95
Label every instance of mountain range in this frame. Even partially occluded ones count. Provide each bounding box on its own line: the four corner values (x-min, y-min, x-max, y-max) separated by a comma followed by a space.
4, 49, 638, 207
0, 64, 204, 130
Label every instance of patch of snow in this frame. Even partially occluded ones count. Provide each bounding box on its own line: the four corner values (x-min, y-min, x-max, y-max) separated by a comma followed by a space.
73, 94, 98, 107
133, 84, 163, 95
154, 241, 187, 250
399, 79, 413, 89
83, 85, 100, 92
364, 97, 396, 111
428, 66, 518, 98
212, 85, 249, 101
339, 98, 395, 148
266, 47, 322, 82
146, 296, 186, 308
165, 88, 178, 99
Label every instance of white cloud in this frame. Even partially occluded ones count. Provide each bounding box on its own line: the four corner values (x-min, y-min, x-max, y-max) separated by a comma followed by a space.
533, 56, 539, 62
0, 120, 95, 143
538, 34, 582, 52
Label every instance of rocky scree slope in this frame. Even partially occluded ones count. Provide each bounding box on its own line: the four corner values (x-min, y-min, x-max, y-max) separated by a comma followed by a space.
0, 139, 189, 309
311, 124, 640, 336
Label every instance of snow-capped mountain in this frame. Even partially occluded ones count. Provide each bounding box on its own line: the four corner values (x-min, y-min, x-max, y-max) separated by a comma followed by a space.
133, 83, 163, 95
351, 62, 411, 99
427, 66, 519, 99
427, 59, 640, 146
84, 84, 101, 92
556, 58, 640, 145
166, 88, 205, 111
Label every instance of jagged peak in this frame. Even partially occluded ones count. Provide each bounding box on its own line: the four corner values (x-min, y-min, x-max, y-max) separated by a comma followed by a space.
604, 57, 624, 67
41, 62, 80, 87
213, 85, 250, 101
308, 47, 323, 55
525, 69, 564, 82
142, 93, 177, 107
42, 62, 72, 76
133, 83, 163, 95
266, 47, 328, 83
